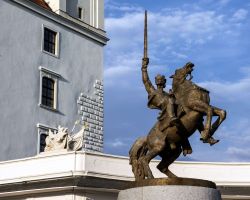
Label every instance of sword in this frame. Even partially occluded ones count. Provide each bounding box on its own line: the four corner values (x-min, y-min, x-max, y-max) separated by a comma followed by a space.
143, 10, 148, 59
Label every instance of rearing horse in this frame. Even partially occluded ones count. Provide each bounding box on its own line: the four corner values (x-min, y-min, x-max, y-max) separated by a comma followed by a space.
129, 62, 226, 181
170, 62, 226, 142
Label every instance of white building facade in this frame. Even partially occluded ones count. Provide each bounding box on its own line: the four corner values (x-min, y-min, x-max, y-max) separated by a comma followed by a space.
0, 0, 108, 161
0, 152, 250, 200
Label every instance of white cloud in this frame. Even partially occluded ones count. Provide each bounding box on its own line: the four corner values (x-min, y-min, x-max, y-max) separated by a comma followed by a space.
105, 2, 248, 83
218, 117, 250, 140
105, 12, 144, 51
105, 0, 143, 14
231, 9, 248, 22
105, 66, 137, 78
227, 147, 250, 161
105, 8, 233, 81
199, 72, 250, 103
105, 2, 249, 80
106, 4, 142, 13
171, 51, 188, 59
240, 67, 250, 74
104, 48, 141, 83
219, 0, 231, 6
106, 138, 129, 148
147, 10, 224, 46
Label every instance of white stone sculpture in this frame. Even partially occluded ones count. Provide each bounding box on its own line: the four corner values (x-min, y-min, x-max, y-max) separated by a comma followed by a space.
44, 121, 87, 152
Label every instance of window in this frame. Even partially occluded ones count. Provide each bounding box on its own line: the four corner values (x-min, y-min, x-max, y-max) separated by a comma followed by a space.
39, 66, 61, 111
42, 77, 54, 108
40, 133, 48, 153
78, 7, 83, 19
42, 26, 59, 57
37, 123, 57, 153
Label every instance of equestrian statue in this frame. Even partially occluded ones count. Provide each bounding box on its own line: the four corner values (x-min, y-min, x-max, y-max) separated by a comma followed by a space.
129, 11, 226, 181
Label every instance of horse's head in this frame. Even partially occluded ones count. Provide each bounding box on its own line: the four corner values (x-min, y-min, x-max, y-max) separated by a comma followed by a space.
170, 62, 195, 90
170, 62, 194, 81
56, 126, 68, 142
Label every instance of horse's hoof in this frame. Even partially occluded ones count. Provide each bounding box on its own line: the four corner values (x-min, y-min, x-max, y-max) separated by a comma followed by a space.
183, 149, 192, 156
187, 149, 193, 154
166, 171, 177, 178
209, 138, 220, 146
200, 137, 219, 145
147, 174, 154, 179
200, 138, 208, 143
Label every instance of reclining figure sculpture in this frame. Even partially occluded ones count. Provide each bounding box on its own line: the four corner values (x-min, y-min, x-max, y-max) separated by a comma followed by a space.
44, 121, 88, 152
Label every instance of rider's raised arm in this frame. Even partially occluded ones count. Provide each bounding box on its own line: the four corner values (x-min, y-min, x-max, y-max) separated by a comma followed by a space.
141, 58, 155, 94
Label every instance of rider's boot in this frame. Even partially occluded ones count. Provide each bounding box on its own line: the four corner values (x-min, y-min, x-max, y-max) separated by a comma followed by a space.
167, 97, 180, 127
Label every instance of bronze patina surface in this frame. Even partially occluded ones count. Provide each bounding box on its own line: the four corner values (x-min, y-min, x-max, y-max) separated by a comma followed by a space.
129, 11, 227, 182
128, 178, 217, 189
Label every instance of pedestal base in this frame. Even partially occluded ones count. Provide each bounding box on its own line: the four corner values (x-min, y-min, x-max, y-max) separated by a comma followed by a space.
118, 178, 221, 200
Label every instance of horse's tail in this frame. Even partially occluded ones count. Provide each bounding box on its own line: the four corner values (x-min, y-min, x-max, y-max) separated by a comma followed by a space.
129, 136, 148, 181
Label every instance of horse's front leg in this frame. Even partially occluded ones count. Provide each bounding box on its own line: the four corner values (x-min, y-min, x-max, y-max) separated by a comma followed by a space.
188, 100, 213, 140
197, 120, 219, 145
210, 106, 227, 135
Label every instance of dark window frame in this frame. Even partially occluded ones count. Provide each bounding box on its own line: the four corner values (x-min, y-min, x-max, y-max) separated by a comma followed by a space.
39, 67, 60, 112
78, 7, 83, 19
39, 132, 48, 153
43, 27, 58, 55
42, 77, 55, 108
37, 124, 58, 154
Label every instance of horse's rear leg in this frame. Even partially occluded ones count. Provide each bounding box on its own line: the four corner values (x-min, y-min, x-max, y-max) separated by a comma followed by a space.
157, 146, 182, 178
139, 126, 167, 179
140, 149, 160, 179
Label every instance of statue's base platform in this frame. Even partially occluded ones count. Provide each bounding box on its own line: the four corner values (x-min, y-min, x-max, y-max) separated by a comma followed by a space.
118, 178, 221, 200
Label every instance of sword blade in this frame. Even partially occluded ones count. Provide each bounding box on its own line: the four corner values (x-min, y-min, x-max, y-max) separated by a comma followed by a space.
144, 10, 148, 58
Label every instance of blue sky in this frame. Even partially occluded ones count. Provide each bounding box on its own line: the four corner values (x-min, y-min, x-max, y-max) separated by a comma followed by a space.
103, 0, 250, 162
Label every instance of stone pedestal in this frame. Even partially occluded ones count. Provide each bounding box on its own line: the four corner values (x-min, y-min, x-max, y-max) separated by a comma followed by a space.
118, 178, 221, 200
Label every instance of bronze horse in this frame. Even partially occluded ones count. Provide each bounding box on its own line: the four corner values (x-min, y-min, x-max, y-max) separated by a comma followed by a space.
129, 62, 226, 181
